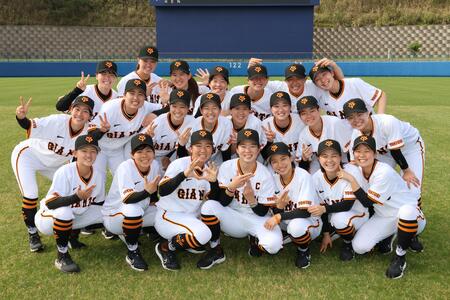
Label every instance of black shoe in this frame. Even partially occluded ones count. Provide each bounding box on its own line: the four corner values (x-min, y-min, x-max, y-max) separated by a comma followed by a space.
340, 242, 355, 261
377, 235, 395, 255
155, 242, 180, 271
68, 237, 87, 249
197, 246, 226, 270
126, 249, 148, 271
386, 254, 407, 279
55, 252, 80, 273
29, 232, 44, 252
80, 228, 95, 235
248, 236, 263, 257
295, 249, 311, 269
186, 245, 206, 254
409, 236, 424, 253
102, 229, 118, 240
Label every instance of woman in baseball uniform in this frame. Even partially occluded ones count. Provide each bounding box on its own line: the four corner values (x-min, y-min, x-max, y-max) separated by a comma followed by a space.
56, 60, 119, 119
296, 96, 352, 173
307, 139, 368, 261
11, 95, 95, 252
154, 130, 219, 271
34, 135, 105, 273
339, 135, 426, 279
197, 129, 282, 270
263, 142, 322, 269
102, 133, 161, 271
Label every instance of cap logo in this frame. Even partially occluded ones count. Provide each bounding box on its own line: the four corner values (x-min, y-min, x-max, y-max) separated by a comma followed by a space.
254, 66, 262, 73
300, 98, 308, 104
81, 96, 89, 103
134, 79, 141, 86
138, 134, 146, 142
147, 48, 154, 55
289, 65, 297, 72
360, 135, 369, 141
206, 93, 214, 100
276, 92, 284, 98
174, 61, 181, 67
215, 67, 223, 72
105, 61, 113, 68
244, 130, 252, 137
85, 136, 93, 143
325, 140, 333, 147
199, 130, 207, 137
177, 90, 184, 98
312, 66, 318, 72
347, 101, 356, 109
271, 144, 278, 152
238, 95, 246, 102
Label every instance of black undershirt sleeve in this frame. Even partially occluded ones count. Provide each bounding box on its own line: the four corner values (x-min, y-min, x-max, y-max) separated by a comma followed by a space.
150, 192, 159, 203
217, 188, 233, 206
88, 128, 106, 141
298, 159, 311, 171
354, 188, 374, 208
252, 203, 269, 216
280, 209, 311, 220
158, 171, 186, 196
325, 200, 355, 213
46, 194, 81, 210
16, 116, 31, 130
123, 190, 151, 204
208, 181, 220, 200
176, 144, 189, 158
321, 213, 332, 233
390, 149, 409, 170
221, 148, 231, 162
56, 87, 84, 111
152, 105, 170, 116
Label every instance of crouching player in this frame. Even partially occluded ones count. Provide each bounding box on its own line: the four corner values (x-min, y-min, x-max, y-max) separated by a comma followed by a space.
35, 135, 104, 273
102, 133, 161, 271
308, 139, 368, 261
264, 142, 322, 269
197, 129, 282, 270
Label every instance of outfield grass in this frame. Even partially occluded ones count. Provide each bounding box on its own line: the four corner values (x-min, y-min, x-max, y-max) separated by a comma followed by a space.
0, 77, 449, 299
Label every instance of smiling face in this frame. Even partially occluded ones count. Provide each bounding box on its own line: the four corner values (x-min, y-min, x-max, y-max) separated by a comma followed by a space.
190, 140, 213, 165
353, 144, 376, 169
286, 76, 306, 95
138, 58, 157, 75
231, 105, 250, 126
271, 100, 291, 122
70, 104, 91, 127
209, 75, 228, 95
200, 102, 220, 125
313, 70, 335, 91
171, 70, 192, 90
270, 153, 293, 177
318, 149, 342, 174
74, 146, 98, 167
347, 112, 370, 131
124, 88, 146, 111
248, 76, 268, 92
132, 146, 155, 170
170, 102, 189, 124
96, 71, 116, 91
299, 107, 320, 126
236, 140, 260, 163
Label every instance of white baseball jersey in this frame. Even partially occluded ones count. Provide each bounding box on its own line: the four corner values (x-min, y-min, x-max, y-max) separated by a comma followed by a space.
190, 115, 232, 164
273, 167, 319, 211
103, 158, 162, 214
40, 162, 105, 215
21, 114, 88, 168
228, 114, 267, 147
297, 115, 352, 173
313, 164, 367, 214
318, 78, 382, 119
80, 84, 118, 118
230, 85, 272, 121
359, 160, 417, 217
266, 80, 324, 114
116, 71, 162, 103
262, 114, 305, 157
192, 90, 233, 116
218, 158, 275, 214
349, 114, 421, 164
157, 157, 211, 213
89, 98, 161, 152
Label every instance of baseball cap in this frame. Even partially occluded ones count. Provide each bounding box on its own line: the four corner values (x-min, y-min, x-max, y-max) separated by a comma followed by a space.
343, 98, 368, 118
72, 96, 94, 115
190, 130, 213, 145
237, 128, 259, 146
169, 89, 191, 106
138, 46, 158, 61
296, 96, 319, 112
267, 142, 291, 158
170, 60, 190, 75
352, 135, 376, 152
285, 63, 306, 79
309, 64, 333, 82
270, 91, 291, 107
75, 135, 100, 151
209, 66, 229, 84
318, 139, 342, 156
230, 93, 251, 110
247, 64, 268, 80
131, 133, 154, 153
96, 60, 118, 76
200, 93, 221, 109
124, 79, 147, 95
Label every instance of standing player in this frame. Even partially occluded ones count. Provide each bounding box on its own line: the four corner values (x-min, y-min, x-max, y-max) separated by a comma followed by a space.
56, 60, 119, 119
309, 63, 387, 119
117, 46, 163, 104
34, 135, 105, 273
339, 135, 426, 279
296, 96, 351, 173
102, 134, 161, 271
307, 139, 368, 261
264, 142, 322, 269
11, 95, 94, 252
154, 130, 218, 271
197, 129, 282, 270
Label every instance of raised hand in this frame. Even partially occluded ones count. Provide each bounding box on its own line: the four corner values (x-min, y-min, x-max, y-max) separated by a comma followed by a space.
177, 127, 191, 147
145, 122, 157, 138
144, 175, 161, 194
146, 82, 159, 97
402, 168, 420, 188
76, 71, 90, 91
16, 96, 32, 119
228, 173, 254, 191
336, 165, 354, 182
98, 113, 110, 133
243, 181, 256, 206
194, 161, 218, 182
195, 68, 210, 86
248, 57, 263, 68
76, 184, 96, 200
301, 143, 313, 161
184, 158, 201, 178
262, 123, 275, 142
158, 80, 170, 104
275, 190, 291, 210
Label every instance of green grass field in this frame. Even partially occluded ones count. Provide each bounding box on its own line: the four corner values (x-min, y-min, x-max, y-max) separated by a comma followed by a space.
1, 77, 449, 299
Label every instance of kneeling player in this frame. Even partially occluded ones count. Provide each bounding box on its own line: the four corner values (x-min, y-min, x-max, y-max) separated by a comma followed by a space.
197, 129, 282, 270
102, 133, 161, 271
35, 135, 105, 273
154, 130, 218, 271
339, 135, 426, 279
264, 142, 322, 269
308, 139, 368, 261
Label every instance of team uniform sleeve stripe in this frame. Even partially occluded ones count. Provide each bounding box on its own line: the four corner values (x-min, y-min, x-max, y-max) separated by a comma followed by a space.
158, 177, 172, 185
367, 195, 383, 205
44, 192, 61, 205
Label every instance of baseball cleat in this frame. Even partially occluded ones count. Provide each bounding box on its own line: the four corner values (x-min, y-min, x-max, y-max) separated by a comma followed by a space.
386, 254, 407, 279
68, 237, 87, 249
55, 252, 80, 273
377, 234, 395, 255
126, 249, 148, 271
102, 229, 118, 240
155, 242, 180, 271
248, 236, 263, 257
409, 236, 424, 253
295, 249, 311, 269
29, 232, 44, 252
340, 242, 355, 261
197, 246, 226, 270
80, 228, 95, 235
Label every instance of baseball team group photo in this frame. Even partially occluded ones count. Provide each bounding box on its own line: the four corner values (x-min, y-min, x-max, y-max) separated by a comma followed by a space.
1, 0, 449, 299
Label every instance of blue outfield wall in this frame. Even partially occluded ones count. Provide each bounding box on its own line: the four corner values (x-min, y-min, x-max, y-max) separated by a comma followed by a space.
0, 61, 449, 77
